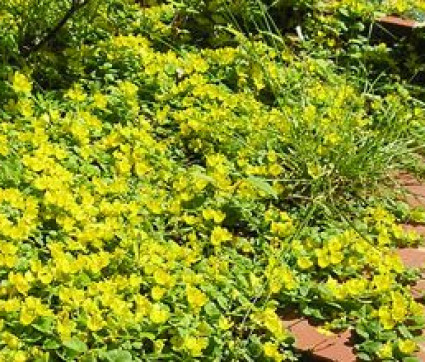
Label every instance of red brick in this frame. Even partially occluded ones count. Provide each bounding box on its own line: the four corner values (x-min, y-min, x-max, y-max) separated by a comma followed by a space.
418, 329, 425, 360
406, 185, 425, 198
393, 172, 425, 207
404, 185, 425, 208
377, 16, 419, 29
405, 194, 425, 208
397, 248, 425, 269
411, 279, 425, 300
397, 172, 422, 187
418, 346, 425, 360
403, 224, 425, 237
312, 330, 355, 362
281, 244, 425, 361
282, 317, 356, 361
397, 247, 425, 302
283, 318, 329, 351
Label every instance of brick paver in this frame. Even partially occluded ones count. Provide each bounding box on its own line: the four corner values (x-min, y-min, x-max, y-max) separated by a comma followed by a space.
283, 172, 425, 361
377, 15, 421, 29
282, 316, 356, 361
284, 246, 425, 360
397, 247, 425, 269
403, 224, 425, 236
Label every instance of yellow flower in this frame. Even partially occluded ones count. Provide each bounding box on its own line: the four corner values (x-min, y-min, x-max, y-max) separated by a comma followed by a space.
0, 135, 9, 156
378, 230, 390, 246
210, 226, 232, 246
317, 327, 335, 336
202, 209, 226, 223
135, 295, 151, 320
37, 269, 53, 285
281, 268, 297, 290
93, 92, 108, 109
183, 336, 208, 357
65, 84, 86, 102
17, 99, 34, 117
87, 312, 105, 331
151, 286, 166, 301
409, 300, 423, 317
398, 339, 417, 355
391, 291, 407, 322
2, 298, 21, 312
268, 163, 283, 177
373, 273, 392, 292
8, 272, 30, 295
186, 286, 208, 309
13, 351, 27, 362
316, 248, 330, 268
57, 318, 76, 342
378, 306, 395, 330
12, 72, 32, 94
2, 332, 20, 349
385, 253, 404, 273
154, 339, 165, 353
218, 316, 233, 330
153, 269, 174, 287
260, 308, 287, 340
271, 214, 294, 236
149, 304, 169, 324
119, 81, 138, 98
330, 251, 344, 265
325, 277, 346, 299
307, 162, 322, 179
377, 342, 393, 359
263, 341, 283, 361
297, 256, 313, 269
344, 279, 367, 296
20, 307, 36, 326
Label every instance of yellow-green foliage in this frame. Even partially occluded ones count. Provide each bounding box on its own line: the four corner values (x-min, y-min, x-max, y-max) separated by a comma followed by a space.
0, 1, 424, 361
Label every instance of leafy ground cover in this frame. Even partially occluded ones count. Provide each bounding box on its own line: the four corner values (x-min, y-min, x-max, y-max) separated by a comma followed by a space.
0, 0, 425, 361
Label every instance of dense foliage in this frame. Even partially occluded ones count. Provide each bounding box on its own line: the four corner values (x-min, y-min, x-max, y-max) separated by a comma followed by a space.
0, 0, 425, 361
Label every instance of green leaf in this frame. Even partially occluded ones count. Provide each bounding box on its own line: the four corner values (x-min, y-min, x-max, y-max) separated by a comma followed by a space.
355, 327, 369, 340
63, 338, 88, 353
302, 306, 324, 320
356, 352, 372, 361
338, 7, 350, 17
43, 338, 61, 350
192, 171, 215, 184
132, 342, 142, 349
402, 357, 420, 362
216, 294, 228, 309
360, 340, 381, 353
204, 302, 220, 317
101, 350, 133, 362
398, 324, 413, 339
246, 176, 277, 199
32, 317, 54, 334
139, 332, 156, 341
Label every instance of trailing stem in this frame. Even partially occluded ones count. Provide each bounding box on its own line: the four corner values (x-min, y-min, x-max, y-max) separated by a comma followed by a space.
20, 0, 91, 57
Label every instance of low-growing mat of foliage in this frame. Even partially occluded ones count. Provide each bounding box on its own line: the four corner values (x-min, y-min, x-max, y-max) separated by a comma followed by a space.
0, 0, 425, 361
